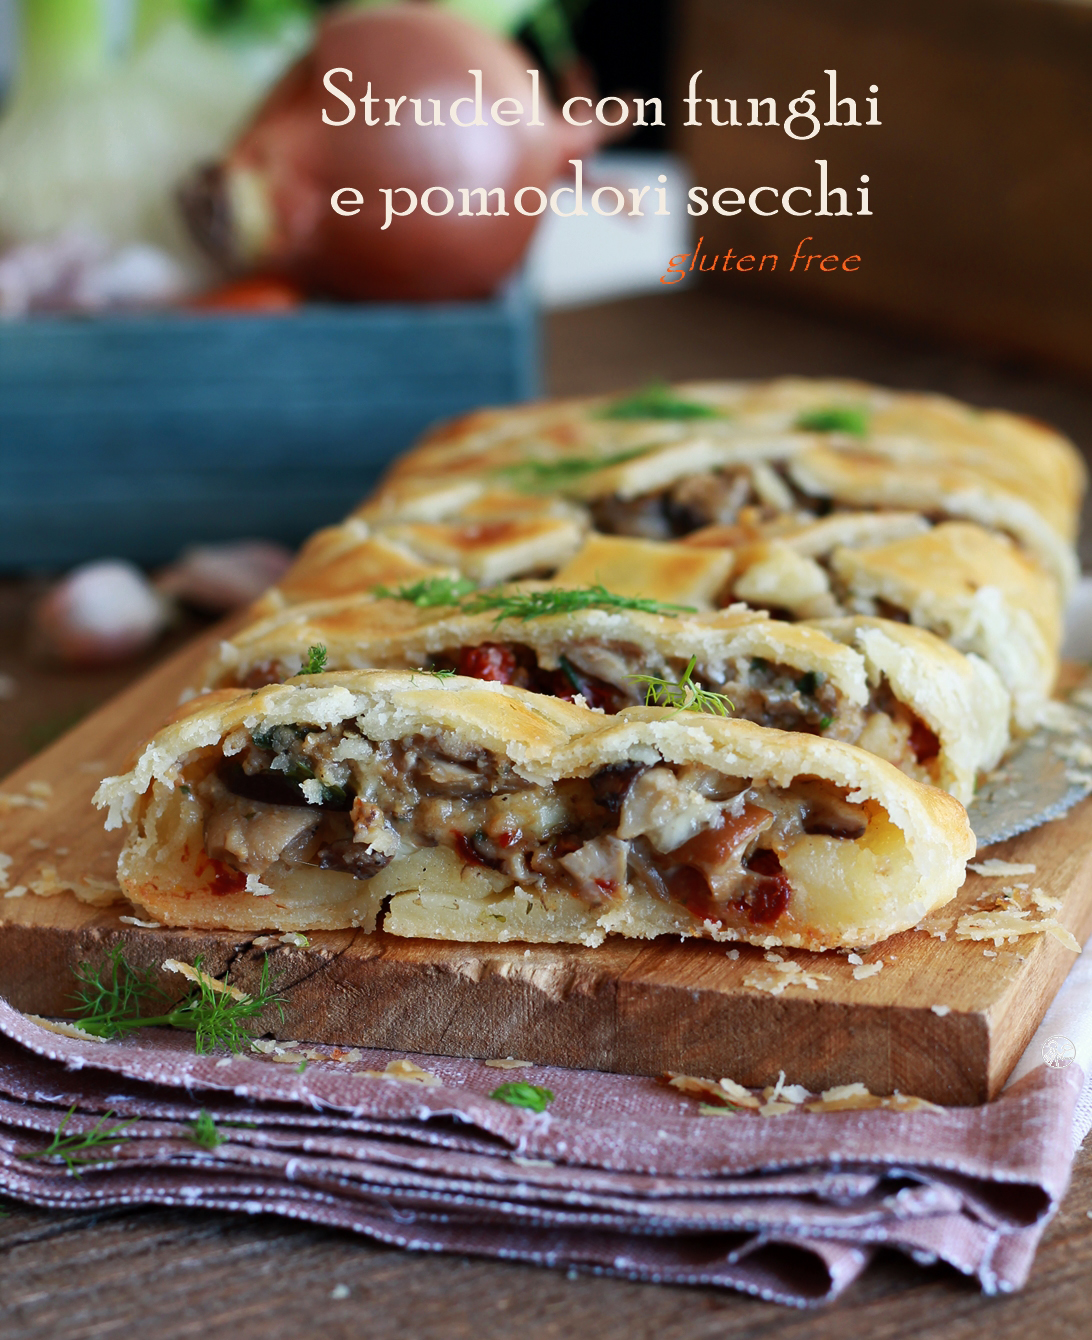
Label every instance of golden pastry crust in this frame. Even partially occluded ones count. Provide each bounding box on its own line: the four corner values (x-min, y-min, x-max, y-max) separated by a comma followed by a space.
828, 522, 1060, 730
380, 377, 1083, 592
94, 671, 972, 949
805, 616, 1010, 805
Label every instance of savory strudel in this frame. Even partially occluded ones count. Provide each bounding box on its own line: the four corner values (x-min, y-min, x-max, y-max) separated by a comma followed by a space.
201, 585, 1007, 804
94, 670, 973, 950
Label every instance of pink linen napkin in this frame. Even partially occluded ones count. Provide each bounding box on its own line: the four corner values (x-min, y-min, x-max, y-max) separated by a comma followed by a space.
0, 997, 1083, 1308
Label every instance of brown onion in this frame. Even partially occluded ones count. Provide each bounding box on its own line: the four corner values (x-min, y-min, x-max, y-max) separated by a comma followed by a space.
182, 7, 603, 301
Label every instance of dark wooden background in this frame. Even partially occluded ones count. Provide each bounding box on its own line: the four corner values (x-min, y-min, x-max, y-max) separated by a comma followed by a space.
3, 287, 1092, 1335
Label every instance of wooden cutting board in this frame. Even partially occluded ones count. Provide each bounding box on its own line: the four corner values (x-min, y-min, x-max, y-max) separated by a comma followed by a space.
0, 621, 1089, 1105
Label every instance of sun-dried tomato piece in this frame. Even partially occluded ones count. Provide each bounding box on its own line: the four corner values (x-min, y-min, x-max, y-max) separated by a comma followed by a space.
457, 643, 520, 684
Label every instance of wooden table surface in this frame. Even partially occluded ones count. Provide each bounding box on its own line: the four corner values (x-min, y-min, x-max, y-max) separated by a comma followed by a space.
3, 287, 1092, 1338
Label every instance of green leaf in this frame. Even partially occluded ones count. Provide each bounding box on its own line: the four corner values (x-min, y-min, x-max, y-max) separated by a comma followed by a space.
187, 1110, 226, 1150
598, 381, 723, 421
794, 406, 870, 437
461, 584, 696, 624
490, 1081, 554, 1113
373, 576, 478, 608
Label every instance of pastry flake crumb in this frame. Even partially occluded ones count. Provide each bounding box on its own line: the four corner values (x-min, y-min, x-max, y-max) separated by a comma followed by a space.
983, 949, 998, 957
846, 952, 863, 965
359, 1058, 442, 1086
76, 876, 125, 907
743, 960, 831, 996
852, 960, 883, 980
119, 915, 161, 929
27, 781, 52, 800
484, 1058, 533, 1069
968, 859, 1037, 877
4, 885, 27, 899
0, 791, 49, 812
726, 948, 740, 960
28, 838, 49, 850
664, 1072, 760, 1109
931, 1005, 951, 1017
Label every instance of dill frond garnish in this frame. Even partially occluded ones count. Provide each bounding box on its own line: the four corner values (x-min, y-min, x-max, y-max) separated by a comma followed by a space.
187, 1111, 226, 1150
795, 406, 869, 437
19, 1105, 138, 1176
489, 1082, 554, 1112
298, 644, 328, 675
599, 381, 722, 420
72, 951, 283, 1055
494, 446, 652, 492
424, 668, 457, 680
629, 656, 735, 716
373, 576, 478, 607
461, 585, 696, 624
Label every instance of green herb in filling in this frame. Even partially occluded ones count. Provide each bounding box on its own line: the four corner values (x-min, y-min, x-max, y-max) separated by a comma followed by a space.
795, 406, 870, 437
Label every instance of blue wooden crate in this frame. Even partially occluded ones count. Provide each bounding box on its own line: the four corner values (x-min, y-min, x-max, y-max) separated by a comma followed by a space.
0, 285, 539, 569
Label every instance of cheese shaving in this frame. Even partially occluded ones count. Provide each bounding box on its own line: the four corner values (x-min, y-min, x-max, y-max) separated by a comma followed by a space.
163, 959, 249, 1000
968, 859, 1037, 877
25, 1015, 107, 1043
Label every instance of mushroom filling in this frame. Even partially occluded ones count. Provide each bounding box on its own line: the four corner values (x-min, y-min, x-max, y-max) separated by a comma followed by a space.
589, 465, 826, 540
195, 726, 875, 928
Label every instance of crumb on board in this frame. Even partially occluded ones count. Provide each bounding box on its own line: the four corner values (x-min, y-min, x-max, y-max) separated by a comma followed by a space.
28, 838, 49, 851
852, 960, 883, 980
484, 1059, 533, 1069
726, 948, 740, 960
931, 1005, 951, 1017
968, 859, 1037, 877
4, 885, 27, 899
0, 791, 49, 812
846, 952, 863, 965
743, 960, 831, 996
955, 908, 1080, 952
119, 915, 161, 929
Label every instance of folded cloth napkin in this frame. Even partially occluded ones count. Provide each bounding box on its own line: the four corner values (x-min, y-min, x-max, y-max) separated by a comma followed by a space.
0, 982, 1088, 1309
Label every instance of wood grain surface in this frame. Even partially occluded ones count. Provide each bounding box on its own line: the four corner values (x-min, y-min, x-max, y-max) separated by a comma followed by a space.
1, 612, 1088, 1105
